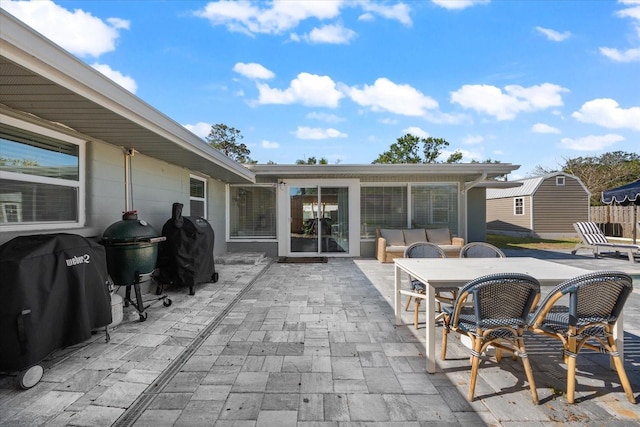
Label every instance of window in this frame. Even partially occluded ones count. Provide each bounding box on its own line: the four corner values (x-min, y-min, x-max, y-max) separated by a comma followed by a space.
514, 197, 524, 215
190, 175, 206, 218
411, 184, 458, 234
0, 119, 83, 228
229, 185, 277, 239
360, 186, 407, 238
556, 176, 565, 186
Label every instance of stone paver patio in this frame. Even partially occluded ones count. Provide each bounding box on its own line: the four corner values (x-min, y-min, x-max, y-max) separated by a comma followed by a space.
1, 249, 639, 426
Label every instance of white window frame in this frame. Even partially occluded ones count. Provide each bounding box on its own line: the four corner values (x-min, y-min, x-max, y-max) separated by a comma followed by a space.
556, 176, 565, 186
514, 197, 525, 215
189, 174, 207, 218
0, 114, 86, 231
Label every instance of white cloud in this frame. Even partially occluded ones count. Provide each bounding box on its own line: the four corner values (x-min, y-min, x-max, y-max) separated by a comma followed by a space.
91, 63, 137, 93
262, 140, 280, 149
572, 98, 640, 131
599, 47, 640, 62
256, 73, 344, 107
299, 23, 357, 44
379, 118, 398, 125
535, 26, 571, 42
402, 127, 430, 138
184, 122, 212, 139
560, 134, 624, 151
463, 134, 484, 144
599, 0, 640, 62
294, 127, 347, 139
450, 83, 568, 120
194, 0, 342, 35
531, 123, 561, 134
431, 0, 490, 11
233, 62, 275, 80
194, 0, 412, 40
306, 112, 345, 123
347, 78, 439, 116
2, 0, 129, 58
359, 1, 412, 26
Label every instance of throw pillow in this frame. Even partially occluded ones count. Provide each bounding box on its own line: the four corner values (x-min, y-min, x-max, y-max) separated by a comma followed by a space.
426, 228, 451, 245
403, 229, 427, 245
380, 229, 405, 246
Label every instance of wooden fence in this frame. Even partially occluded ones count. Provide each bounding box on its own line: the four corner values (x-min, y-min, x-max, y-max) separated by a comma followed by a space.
590, 205, 639, 238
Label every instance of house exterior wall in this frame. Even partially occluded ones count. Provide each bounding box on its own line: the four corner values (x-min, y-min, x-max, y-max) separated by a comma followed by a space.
466, 187, 487, 242
486, 195, 533, 235
531, 176, 589, 236
1, 123, 229, 255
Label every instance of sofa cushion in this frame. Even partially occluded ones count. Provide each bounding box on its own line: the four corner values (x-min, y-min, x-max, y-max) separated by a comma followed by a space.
386, 245, 408, 253
380, 229, 405, 246
426, 228, 451, 245
403, 229, 427, 245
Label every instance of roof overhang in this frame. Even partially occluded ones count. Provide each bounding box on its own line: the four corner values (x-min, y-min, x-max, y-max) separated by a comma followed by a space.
247, 163, 520, 181
0, 10, 254, 184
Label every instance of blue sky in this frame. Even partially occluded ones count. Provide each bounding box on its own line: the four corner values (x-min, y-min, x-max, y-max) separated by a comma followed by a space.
2, 0, 639, 179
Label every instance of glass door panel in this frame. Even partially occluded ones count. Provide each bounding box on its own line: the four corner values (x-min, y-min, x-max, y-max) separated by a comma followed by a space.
320, 187, 349, 253
290, 186, 318, 253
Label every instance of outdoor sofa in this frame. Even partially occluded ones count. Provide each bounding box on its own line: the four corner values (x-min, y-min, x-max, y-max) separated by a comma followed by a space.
571, 221, 639, 263
375, 227, 464, 262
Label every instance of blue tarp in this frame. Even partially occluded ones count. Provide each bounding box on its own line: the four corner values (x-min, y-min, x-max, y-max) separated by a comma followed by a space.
601, 179, 640, 206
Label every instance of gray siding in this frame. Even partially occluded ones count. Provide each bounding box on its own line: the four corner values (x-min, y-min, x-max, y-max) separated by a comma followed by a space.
467, 187, 487, 242
532, 176, 589, 234
487, 196, 532, 234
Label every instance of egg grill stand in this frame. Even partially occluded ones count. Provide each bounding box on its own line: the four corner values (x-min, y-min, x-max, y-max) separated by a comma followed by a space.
119, 272, 172, 322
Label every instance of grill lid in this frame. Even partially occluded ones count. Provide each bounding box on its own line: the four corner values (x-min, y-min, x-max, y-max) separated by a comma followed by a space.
102, 211, 160, 244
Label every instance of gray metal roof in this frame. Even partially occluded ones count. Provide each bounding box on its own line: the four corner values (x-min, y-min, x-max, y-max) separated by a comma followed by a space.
486, 172, 587, 199
0, 10, 255, 184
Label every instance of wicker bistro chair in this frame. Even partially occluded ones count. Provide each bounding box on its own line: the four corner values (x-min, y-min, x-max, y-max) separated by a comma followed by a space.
403, 242, 457, 329
527, 271, 636, 404
460, 242, 506, 258
441, 273, 541, 403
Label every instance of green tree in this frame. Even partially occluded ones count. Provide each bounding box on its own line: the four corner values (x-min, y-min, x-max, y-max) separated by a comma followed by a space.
372, 134, 450, 164
295, 156, 327, 165
445, 150, 463, 163
206, 123, 251, 163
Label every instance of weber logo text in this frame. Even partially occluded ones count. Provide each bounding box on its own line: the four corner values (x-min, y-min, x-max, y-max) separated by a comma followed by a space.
65, 254, 91, 266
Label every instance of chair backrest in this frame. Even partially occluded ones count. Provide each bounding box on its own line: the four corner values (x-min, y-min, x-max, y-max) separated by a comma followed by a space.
529, 271, 633, 327
452, 273, 540, 326
404, 242, 447, 259
459, 242, 505, 258
573, 221, 609, 245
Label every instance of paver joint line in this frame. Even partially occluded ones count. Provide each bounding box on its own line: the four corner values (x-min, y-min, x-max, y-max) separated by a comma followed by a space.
111, 260, 273, 427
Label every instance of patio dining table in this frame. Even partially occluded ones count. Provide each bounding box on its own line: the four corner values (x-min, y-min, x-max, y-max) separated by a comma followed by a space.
393, 257, 625, 373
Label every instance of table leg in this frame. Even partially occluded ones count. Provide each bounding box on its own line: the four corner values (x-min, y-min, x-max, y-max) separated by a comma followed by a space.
394, 264, 402, 326
426, 283, 436, 373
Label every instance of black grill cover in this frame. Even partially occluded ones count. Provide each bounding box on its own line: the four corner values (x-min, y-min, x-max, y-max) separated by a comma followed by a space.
0, 234, 112, 371
157, 203, 217, 293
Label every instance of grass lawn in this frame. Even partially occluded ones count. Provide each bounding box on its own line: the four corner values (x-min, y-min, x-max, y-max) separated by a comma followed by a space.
486, 234, 580, 250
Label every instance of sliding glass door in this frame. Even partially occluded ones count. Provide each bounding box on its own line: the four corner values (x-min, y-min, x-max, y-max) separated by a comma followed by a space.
289, 186, 349, 254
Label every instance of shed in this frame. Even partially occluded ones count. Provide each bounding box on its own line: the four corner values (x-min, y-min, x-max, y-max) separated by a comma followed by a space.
486, 173, 590, 238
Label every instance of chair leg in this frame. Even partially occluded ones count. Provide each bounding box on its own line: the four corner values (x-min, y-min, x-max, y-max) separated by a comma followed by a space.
517, 338, 539, 404
468, 337, 482, 401
566, 336, 578, 404
405, 295, 412, 311
441, 327, 449, 360
607, 337, 637, 404
414, 298, 421, 329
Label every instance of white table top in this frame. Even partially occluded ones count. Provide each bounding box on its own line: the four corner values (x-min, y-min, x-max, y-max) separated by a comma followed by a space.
394, 257, 593, 287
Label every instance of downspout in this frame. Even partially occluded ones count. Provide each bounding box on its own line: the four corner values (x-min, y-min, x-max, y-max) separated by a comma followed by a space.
462, 171, 488, 243
124, 148, 136, 212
